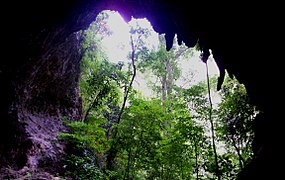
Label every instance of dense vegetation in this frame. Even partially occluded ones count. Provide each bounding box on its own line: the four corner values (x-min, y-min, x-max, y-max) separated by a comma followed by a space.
59, 11, 258, 180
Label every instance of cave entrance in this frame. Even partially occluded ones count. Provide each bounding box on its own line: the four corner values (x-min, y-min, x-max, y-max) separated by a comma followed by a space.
80, 10, 220, 105
64, 10, 258, 179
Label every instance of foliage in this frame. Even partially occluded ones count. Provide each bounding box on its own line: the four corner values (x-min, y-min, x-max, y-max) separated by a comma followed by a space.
63, 153, 105, 180
137, 34, 193, 101
216, 75, 256, 169
58, 116, 109, 179
105, 92, 208, 179
79, 12, 126, 122
59, 10, 128, 179
58, 11, 257, 180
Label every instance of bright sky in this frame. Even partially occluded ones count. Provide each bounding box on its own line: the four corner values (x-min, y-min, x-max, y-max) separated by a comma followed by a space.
100, 10, 220, 98
99, 11, 223, 153
101, 11, 130, 62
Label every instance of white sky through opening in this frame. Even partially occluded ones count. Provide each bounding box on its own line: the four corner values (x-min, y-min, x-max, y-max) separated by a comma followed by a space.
100, 11, 220, 99
98, 11, 225, 153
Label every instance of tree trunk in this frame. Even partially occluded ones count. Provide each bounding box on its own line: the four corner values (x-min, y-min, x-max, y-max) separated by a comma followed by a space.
165, 57, 173, 101
161, 75, 167, 105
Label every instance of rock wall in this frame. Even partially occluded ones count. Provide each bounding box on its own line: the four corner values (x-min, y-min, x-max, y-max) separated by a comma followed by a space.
0, 24, 83, 177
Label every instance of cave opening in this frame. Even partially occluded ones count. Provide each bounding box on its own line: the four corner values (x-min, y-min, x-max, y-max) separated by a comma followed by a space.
61, 10, 258, 179
1, 1, 282, 179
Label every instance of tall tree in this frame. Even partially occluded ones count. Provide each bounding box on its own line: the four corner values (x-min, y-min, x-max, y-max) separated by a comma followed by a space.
79, 11, 114, 121
138, 34, 193, 103
216, 75, 256, 170
105, 18, 152, 173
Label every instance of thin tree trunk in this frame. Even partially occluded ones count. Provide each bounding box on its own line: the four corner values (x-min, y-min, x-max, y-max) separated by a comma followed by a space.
205, 62, 220, 180
228, 133, 245, 169
124, 148, 132, 180
82, 93, 99, 122
165, 57, 173, 101
106, 35, 137, 173
117, 35, 136, 124
161, 75, 167, 105
194, 138, 199, 180
82, 85, 107, 122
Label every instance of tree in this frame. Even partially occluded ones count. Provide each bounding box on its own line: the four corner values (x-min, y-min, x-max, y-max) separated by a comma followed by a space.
79, 11, 114, 121
113, 92, 206, 179
216, 75, 256, 171
138, 34, 193, 103
104, 18, 151, 173
60, 11, 128, 179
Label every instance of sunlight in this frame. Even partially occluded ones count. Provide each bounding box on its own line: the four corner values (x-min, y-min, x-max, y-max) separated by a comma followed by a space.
72, 10, 254, 179
129, 17, 160, 51
100, 10, 220, 98
107, 11, 128, 34
102, 11, 159, 63
101, 11, 130, 63
177, 51, 220, 88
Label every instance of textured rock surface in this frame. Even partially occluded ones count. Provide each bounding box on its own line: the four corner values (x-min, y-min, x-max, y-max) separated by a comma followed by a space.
0, 0, 282, 179
0, 12, 83, 176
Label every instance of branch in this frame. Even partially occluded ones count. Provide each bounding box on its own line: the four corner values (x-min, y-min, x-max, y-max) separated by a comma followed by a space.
106, 35, 137, 171
228, 133, 245, 169
117, 35, 137, 124
174, 46, 190, 60
82, 85, 106, 122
